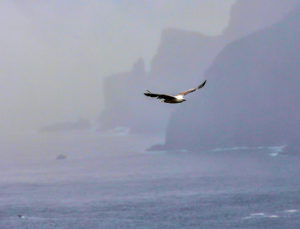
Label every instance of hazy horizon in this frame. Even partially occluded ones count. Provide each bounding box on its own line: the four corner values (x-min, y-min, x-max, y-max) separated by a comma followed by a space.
1, 2, 299, 228
0, 0, 235, 133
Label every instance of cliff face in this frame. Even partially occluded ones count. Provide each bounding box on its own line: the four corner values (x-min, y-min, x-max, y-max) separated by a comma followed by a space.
150, 0, 298, 86
164, 7, 300, 152
150, 29, 220, 90
99, 58, 173, 133
223, 0, 297, 40
99, 0, 297, 133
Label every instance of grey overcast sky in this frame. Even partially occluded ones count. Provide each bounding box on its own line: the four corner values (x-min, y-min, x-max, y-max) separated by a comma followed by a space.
0, 0, 235, 133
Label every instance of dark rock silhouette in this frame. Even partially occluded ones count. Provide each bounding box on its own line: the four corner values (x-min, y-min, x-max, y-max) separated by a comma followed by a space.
18, 214, 25, 219
98, 58, 170, 133
99, 0, 297, 133
163, 6, 300, 153
56, 154, 67, 160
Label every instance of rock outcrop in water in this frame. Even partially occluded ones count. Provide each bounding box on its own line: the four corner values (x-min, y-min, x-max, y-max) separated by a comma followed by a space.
56, 154, 67, 160
99, 0, 297, 133
163, 6, 300, 153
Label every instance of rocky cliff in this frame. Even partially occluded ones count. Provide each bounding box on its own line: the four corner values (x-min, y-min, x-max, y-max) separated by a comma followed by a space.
99, 0, 297, 133
163, 7, 300, 153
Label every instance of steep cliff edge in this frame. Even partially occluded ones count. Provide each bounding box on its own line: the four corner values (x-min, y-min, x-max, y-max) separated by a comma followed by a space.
163, 7, 300, 153
99, 0, 297, 134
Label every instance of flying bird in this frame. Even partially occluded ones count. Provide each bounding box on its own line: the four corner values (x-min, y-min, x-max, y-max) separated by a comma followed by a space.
144, 80, 207, 104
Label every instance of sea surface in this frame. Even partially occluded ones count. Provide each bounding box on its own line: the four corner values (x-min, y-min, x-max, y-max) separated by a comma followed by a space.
0, 132, 299, 228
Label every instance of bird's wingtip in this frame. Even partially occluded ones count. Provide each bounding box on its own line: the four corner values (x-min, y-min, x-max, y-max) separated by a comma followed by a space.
198, 80, 207, 89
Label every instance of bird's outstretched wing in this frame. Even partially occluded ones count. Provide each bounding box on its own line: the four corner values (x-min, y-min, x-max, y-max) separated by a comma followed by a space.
176, 80, 207, 96
144, 91, 175, 100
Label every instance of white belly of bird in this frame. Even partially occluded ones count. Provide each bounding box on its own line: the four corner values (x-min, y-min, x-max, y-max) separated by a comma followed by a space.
174, 95, 184, 102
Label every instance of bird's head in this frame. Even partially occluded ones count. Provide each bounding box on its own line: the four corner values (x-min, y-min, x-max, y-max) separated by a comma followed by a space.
182, 99, 186, 102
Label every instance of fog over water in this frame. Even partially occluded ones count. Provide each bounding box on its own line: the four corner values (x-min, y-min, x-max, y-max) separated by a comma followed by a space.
1, 133, 300, 228
1, 1, 299, 228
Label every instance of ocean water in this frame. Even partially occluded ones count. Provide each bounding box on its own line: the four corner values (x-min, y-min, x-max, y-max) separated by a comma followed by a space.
0, 132, 300, 228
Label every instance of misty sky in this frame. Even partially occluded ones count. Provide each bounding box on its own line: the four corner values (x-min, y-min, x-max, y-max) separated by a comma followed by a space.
0, 0, 235, 133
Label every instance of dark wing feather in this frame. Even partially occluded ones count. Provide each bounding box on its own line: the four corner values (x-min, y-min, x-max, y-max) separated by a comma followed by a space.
144, 91, 175, 100
177, 80, 207, 96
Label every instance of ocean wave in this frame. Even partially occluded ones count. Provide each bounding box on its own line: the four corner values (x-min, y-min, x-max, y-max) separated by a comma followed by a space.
242, 212, 279, 220
212, 144, 287, 157
283, 209, 298, 214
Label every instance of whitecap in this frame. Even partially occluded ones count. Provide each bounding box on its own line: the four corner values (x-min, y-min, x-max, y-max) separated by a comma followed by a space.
284, 209, 298, 213
242, 212, 266, 220
268, 145, 286, 157
250, 212, 265, 217
243, 212, 281, 220
212, 146, 249, 152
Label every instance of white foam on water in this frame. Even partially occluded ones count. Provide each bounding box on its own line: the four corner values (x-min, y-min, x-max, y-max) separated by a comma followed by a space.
242, 212, 280, 220
242, 212, 265, 220
212, 146, 250, 152
211, 144, 287, 157
268, 145, 286, 157
284, 209, 298, 213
